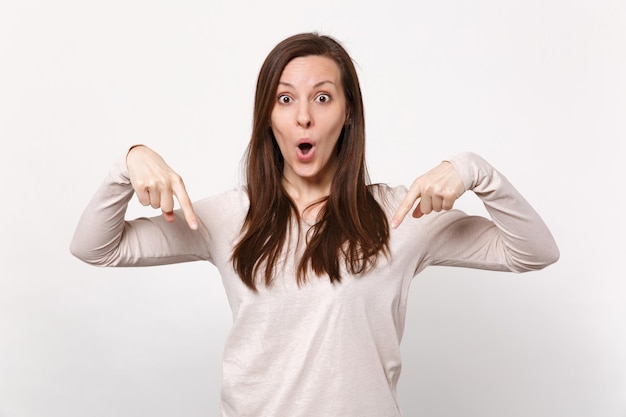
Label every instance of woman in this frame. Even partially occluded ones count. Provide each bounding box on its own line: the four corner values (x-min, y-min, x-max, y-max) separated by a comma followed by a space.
71, 33, 559, 417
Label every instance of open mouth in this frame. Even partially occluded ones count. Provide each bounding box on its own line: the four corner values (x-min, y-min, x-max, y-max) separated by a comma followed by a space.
298, 143, 313, 155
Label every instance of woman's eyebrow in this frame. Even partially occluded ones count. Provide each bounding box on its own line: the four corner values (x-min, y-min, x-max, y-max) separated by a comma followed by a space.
277, 80, 336, 89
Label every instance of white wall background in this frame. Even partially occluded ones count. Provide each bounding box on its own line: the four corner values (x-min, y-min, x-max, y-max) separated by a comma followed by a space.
1, 0, 624, 416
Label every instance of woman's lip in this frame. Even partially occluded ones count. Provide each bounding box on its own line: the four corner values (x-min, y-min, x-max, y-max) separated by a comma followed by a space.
297, 138, 315, 146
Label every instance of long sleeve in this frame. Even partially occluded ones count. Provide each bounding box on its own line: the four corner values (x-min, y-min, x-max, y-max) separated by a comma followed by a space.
392, 152, 560, 275
439, 152, 559, 271
70, 156, 212, 267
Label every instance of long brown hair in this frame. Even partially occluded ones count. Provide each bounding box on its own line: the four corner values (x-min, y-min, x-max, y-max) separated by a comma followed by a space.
232, 33, 389, 291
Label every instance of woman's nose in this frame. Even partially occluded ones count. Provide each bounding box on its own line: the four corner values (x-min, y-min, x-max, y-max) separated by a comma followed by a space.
296, 103, 312, 128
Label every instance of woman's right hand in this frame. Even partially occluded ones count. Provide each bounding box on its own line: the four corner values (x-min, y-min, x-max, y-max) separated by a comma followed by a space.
126, 145, 199, 230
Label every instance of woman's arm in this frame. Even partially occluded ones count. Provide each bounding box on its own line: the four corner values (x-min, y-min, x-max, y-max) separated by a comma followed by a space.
393, 152, 559, 272
70, 146, 211, 267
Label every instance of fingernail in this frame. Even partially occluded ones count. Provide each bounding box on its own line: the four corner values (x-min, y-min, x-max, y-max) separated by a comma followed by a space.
390, 219, 398, 229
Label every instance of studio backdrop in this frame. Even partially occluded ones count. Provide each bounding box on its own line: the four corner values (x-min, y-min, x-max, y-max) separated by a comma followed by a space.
0, 0, 624, 416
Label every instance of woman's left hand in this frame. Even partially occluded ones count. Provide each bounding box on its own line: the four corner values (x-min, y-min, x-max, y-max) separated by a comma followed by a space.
391, 161, 465, 228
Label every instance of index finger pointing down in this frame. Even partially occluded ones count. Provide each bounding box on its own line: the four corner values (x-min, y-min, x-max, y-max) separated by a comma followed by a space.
391, 189, 421, 229
172, 181, 198, 230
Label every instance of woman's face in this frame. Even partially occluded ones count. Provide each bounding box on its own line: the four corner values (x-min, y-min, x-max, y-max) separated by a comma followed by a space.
270, 55, 348, 190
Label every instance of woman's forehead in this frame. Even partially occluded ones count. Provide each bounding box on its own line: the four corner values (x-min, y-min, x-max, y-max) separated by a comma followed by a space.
279, 56, 342, 87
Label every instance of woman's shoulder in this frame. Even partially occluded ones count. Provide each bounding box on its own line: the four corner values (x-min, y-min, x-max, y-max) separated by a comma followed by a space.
193, 187, 250, 223
368, 183, 409, 209
196, 186, 249, 207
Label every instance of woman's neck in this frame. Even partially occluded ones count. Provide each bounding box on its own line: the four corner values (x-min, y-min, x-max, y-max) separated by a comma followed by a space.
282, 178, 331, 224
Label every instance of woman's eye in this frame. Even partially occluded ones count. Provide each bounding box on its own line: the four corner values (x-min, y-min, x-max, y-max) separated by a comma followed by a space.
278, 95, 292, 104
316, 94, 331, 103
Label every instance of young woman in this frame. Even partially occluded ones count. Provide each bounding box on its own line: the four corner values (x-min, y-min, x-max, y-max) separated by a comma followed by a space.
71, 33, 559, 417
